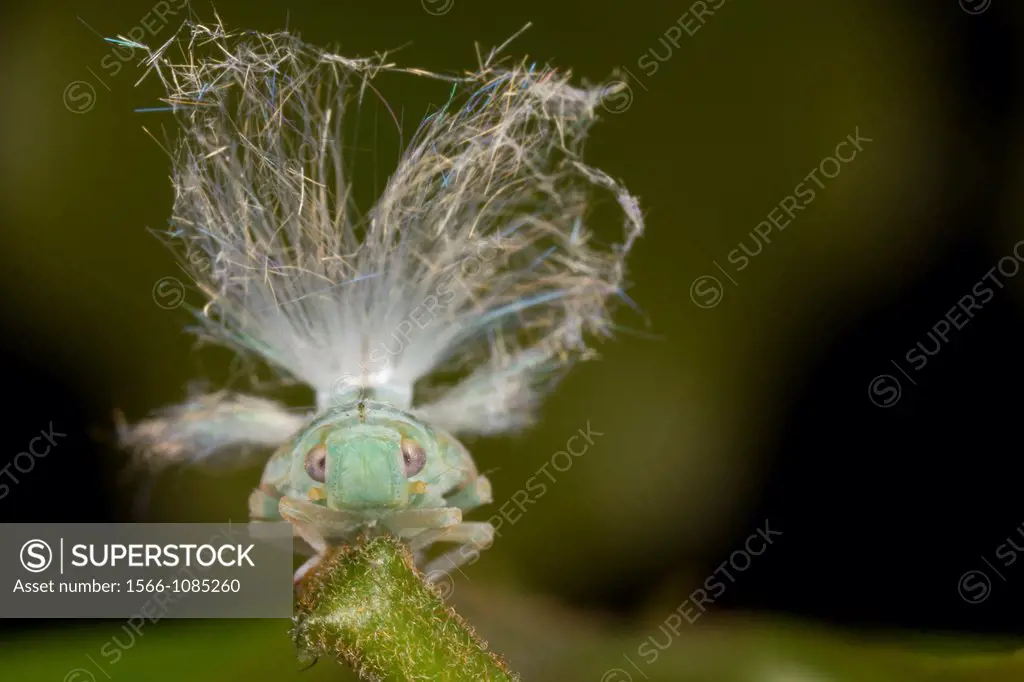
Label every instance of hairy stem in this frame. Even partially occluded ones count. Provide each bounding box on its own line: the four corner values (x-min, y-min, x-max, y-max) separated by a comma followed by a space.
292, 536, 518, 681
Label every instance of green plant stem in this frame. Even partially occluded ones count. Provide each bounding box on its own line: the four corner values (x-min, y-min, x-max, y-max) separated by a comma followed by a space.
292, 536, 519, 681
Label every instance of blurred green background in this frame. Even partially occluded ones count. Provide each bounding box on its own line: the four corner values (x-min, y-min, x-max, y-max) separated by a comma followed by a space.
1, 0, 1023, 680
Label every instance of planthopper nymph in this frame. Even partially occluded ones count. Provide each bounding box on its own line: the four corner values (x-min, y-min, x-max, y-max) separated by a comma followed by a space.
119, 19, 644, 584
250, 395, 495, 581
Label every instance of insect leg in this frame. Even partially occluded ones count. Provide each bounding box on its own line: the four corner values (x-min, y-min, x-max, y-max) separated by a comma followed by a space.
443, 475, 493, 514
280, 495, 378, 583
293, 554, 323, 584
248, 484, 283, 521
421, 521, 495, 579
278, 497, 331, 583
279, 495, 365, 542
380, 507, 461, 537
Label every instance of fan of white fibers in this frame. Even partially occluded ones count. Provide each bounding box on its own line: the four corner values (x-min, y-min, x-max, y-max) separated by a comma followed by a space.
121, 18, 644, 466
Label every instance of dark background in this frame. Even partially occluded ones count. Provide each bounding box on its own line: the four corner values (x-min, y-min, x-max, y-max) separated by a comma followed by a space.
0, 0, 1021, 679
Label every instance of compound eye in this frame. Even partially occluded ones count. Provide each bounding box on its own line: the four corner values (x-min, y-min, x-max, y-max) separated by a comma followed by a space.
304, 445, 327, 483
401, 438, 426, 477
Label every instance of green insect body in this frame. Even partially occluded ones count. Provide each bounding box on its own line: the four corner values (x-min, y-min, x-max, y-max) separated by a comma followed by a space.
249, 394, 494, 582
